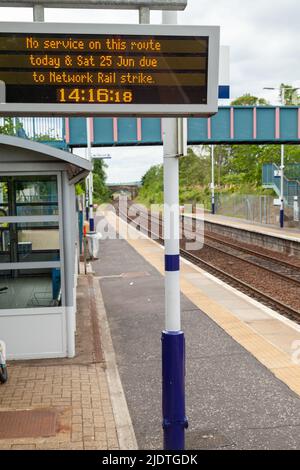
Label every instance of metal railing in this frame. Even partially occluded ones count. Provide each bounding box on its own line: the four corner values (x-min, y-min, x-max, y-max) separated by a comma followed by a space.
0, 117, 64, 141
285, 163, 300, 181
262, 163, 300, 207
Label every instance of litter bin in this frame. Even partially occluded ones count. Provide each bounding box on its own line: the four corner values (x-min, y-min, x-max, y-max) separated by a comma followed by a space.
86, 232, 101, 259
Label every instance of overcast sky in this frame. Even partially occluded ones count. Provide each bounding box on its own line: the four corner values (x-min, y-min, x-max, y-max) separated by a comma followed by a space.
1, 0, 299, 182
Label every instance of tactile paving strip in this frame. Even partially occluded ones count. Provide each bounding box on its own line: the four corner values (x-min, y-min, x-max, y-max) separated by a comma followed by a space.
0, 409, 57, 439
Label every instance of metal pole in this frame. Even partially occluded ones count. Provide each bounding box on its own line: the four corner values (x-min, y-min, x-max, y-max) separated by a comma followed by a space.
33, 4, 45, 21
139, 6, 150, 24
140, 7, 187, 450
62, 172, 76, 357
280, 144, 285, 228
86, 118, 95, 232
281, 86, 286, 106
32, 5, 44, 146
211, 145, 215, 214
85, 177, 89, 221
0, 81, 6, 103
294, 196, 299, 222
161, 10, 187, 451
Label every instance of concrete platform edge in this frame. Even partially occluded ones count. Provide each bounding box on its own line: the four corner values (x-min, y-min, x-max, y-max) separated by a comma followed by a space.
92, 275, 138, 450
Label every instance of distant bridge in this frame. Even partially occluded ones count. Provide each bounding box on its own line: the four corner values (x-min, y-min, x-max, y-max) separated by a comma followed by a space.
108, 182, 141, 198
2, 106, 300, 148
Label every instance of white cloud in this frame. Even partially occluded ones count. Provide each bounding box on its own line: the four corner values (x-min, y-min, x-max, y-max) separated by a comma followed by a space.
74, 145, 163, 184
180, 0, 300, 100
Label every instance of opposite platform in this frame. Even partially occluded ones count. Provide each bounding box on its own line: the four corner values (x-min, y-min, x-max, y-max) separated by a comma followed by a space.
203, 212, 300, 242
183, 212, 300, 258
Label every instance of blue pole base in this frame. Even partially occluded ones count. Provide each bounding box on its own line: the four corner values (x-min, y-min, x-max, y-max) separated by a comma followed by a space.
162, 331, 188, 450
211, 202, 215, 215
280, 209, 284, 228
85, 207, 89, 221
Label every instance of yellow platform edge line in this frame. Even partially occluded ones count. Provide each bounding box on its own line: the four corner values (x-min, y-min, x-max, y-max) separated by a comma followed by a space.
103, 210, 300, 397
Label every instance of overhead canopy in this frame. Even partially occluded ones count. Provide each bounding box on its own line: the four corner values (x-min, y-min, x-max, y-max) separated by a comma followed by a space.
0, 0, 187, 9
0, 134, 92, 182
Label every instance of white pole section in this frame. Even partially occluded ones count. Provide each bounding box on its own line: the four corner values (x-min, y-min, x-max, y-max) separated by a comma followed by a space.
280, 144, 285, 228
162, 9, 180, 332
163, 119, 181, 331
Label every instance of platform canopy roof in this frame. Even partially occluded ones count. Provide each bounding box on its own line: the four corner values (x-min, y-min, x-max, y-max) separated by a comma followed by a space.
0, 0, 187, 10
0, 134, 92, 183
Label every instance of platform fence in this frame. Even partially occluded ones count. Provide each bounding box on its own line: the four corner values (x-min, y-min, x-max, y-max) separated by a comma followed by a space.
215, 193, 300, 228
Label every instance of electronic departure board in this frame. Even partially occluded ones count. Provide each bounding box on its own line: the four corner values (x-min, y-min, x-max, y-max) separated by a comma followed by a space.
0, 23, 220, 117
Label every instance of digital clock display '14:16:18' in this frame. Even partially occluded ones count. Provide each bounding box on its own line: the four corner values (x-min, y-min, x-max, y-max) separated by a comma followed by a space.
58, 88, 133, 103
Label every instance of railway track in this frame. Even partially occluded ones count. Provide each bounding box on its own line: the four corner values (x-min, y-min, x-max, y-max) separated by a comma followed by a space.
138, 209, 300, 286
194, 221, 300, 280
117, 206, 300, 323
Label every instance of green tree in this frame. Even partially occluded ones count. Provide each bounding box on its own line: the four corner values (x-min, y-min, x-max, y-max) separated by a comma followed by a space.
231, 93, 269, 106
35, 133, 61, 142
280, 83, 300, 105
217, 144, 300, 188
92, 159, 111, 203
76, 159, 111, 203
138, 150, 214, 207
138, 164, 164, 205
0, 117, 22, 136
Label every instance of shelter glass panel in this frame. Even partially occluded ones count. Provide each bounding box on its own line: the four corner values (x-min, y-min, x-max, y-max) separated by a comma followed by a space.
0, 222, 60, 264
0, 267, 61, 309
0, 175, 58, 217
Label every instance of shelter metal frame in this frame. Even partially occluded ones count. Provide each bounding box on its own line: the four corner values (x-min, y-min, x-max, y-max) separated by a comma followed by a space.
0, 0, 187, 10
0, 170, 66, 307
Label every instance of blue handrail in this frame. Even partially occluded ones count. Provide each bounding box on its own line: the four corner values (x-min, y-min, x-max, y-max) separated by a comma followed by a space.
262, 163, 300, 207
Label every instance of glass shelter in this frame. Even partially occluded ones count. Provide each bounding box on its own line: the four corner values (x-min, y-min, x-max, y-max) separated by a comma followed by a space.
0, 135, 91, 359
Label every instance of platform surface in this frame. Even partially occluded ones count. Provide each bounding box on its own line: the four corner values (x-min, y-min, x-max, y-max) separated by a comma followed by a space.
93, 209, 300, 450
